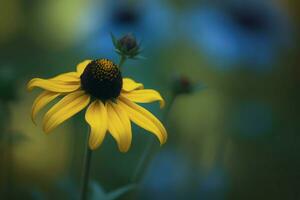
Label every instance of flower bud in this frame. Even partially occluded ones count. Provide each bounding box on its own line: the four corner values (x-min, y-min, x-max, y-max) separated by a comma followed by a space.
111, 33, 141, 59
119, 34, 138, 52
171, 75, 205, 96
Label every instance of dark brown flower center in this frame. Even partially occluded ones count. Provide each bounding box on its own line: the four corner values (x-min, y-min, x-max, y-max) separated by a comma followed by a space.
80, 59, 122, 100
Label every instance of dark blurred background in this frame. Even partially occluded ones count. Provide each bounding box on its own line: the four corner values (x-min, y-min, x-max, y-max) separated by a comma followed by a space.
0, 0, 299, 199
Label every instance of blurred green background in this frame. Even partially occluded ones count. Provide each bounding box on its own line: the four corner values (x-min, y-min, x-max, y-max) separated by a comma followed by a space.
0, 0, 299, 199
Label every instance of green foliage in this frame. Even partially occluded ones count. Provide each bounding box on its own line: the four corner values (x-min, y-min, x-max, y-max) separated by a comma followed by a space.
90, 181, 136, 200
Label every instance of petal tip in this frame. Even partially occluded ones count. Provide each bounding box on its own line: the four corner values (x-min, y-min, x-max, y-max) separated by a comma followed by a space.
158, 131, 168, 145
89, 140, 104, 151
27, 79, 38, 91
119, 148, 129, 153
43, 128, 51, 134
42, 121, 53, 134
159, 100, 165, 109
89, 144, 98, 151
26, 83, 33, 91
31, 111, 38, 125
118, 142, 130, 153
31, 118, 37, 126
159, 138, 167, 146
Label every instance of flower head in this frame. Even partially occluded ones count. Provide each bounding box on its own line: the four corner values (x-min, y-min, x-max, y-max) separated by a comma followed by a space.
27, 59, 167, 152
118, 34, 138, 52
112, 33, 141, 59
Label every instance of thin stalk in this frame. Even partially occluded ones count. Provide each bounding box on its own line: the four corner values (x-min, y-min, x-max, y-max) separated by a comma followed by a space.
118, 55, 127, 68
2, 102, 13, 199
130, 137, 154, 182
130, 94, 177, 182
80, 134, 93, 200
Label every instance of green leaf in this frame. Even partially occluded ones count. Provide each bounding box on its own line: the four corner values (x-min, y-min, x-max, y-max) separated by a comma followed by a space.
90, 181, 136, 200
132, 55, 147, 60
110, 32, 118, 48
114, 49, 123, 55
107, 184, 136, 200
90, 181, 107, 200
128, 46, 139, 54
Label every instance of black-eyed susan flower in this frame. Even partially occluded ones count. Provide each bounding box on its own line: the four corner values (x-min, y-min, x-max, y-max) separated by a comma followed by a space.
27, 59, 167, 152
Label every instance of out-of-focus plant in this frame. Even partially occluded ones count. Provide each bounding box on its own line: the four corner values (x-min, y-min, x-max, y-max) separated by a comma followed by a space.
171, 75, 206, 97
53, 177, 136, 200
90, 181, 136, 200
184, 0, 292, 71
0, 66, 18, 102
131, 74, 205, 185
30, 0, 104, 49
0, 0, 21, 44
0, 65, 21, 199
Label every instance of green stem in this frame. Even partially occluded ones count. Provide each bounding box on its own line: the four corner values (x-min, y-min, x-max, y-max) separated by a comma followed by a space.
130, 137, 154, 182
80, 134, 93, 200
118, 55, 127, 68
130, 94, 177, 182
2, 102, 13, 199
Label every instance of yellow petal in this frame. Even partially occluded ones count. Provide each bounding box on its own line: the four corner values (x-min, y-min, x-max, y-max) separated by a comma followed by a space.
106, 101, 132, 152
31, 91, 60, 124
121, 89, 165, 108
51, 72, 80, 82
85, 100, 108, 150
77, 60, 92, 75
27, 78, 80, 93
43, 91, 90, 133
118, 96, 167, 145
122, 78, 144, 92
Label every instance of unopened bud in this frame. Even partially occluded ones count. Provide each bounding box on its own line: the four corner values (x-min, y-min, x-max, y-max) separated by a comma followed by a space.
111, 33, 141, 59
172, 75, 206, 96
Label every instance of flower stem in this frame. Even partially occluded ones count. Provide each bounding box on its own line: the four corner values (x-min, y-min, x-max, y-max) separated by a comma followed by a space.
130, 137, 154, 182
130, 94, 177, 182
2, 102, 13, 199
118, 55, 127, 68
80, 134, 93, 200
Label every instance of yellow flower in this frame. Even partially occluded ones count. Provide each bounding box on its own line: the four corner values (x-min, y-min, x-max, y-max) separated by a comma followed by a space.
27, 59, 167, 152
